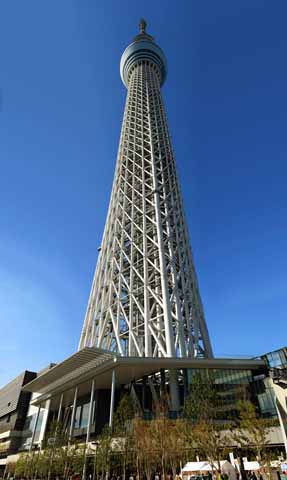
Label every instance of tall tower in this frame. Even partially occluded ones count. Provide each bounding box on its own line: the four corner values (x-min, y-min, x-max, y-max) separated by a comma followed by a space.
79, 20, 213, 360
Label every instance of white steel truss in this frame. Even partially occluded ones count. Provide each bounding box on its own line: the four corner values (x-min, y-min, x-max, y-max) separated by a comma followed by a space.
79, 25, 213, 360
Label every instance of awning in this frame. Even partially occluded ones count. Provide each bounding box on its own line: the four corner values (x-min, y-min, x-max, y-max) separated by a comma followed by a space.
23, 347, 265, 407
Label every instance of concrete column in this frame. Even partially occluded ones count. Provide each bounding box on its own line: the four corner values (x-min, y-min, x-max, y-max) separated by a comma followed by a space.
86, 379, 95, 443
52, 393, 64, 448
109, 369, 116, 428
142, 376, 147, 411
275, 397, 287, 456
265, 377, 287, 456
57, 393, 64, 423
39, 399, 51, 448
183, 368, 189, 397
229, 452, 236, 467
169, 369, 180, 412
82, 380, 96, 480
69, 387, 78, 442
160, 369, 165, 396
29, 405, 41, 451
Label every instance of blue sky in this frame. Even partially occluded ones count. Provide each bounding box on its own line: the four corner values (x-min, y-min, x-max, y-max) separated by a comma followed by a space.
0, 0, 286, 387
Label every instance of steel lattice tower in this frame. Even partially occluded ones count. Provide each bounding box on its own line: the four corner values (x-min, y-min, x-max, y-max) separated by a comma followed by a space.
79, 20, 213, 360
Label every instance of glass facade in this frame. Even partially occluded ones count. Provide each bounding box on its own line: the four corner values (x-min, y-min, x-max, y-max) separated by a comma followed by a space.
20, 410, 44, 450
73, 401, 95, 430
264, 348, 287, 369
186, 367, 277, 420
261, 347, 287, 441
257, 388, 277, 416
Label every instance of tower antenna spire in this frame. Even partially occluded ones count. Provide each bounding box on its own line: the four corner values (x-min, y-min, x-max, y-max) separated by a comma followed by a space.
139, 18, 147, 34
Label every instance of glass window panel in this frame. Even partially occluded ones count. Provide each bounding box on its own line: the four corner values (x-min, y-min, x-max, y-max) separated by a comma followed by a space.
81, 403, 90, 429
279, 350, 287, 366
74, 405, 81, 429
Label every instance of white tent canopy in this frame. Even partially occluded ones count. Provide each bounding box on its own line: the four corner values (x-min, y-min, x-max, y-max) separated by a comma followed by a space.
182, 461, 211, 473
182, 460, 237, 480
242, 461, 260, 471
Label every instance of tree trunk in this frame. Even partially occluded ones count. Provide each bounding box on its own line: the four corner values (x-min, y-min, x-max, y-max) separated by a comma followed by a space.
162, 454, 165, 480
238, 455, 248, 480
123, 457, 126, 480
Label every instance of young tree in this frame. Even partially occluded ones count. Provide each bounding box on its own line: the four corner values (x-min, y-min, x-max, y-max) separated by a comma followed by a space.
133, 418, 157, 480
148, 395, 175, 480
42, 419, 69, 479
113, 393, 135, 433
183, 371, 230, 473
70, 443, 87, 477
17, 451, 43, 480
165, 419, 186, 479
113, 393, 136, 480
5, 461, 16, 479
15, 453, 28, 478
233, 400, 273, 464
95, 425, 113, 480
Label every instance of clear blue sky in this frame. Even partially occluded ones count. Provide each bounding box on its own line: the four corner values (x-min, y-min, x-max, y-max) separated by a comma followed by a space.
0, 0, 286, 387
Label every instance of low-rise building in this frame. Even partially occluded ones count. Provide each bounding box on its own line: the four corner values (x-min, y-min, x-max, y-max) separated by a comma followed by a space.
261, 347, 287, 454
1, 346, 287, 475
21, 348, 287, 455
0, 371, 36, 474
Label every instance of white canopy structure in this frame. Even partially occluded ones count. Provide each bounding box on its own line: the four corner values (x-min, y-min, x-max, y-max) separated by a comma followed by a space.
242, 461, 260, 471
182, 460, 237, 480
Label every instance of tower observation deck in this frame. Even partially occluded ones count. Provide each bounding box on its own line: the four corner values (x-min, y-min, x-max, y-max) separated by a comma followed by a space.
79, 20, 213, 360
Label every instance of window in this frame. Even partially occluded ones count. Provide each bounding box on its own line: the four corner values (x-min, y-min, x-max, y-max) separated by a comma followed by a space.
267, 351, 283, 368
74, 405, 81, 429
81, 404, 89, 429
73, 403, 92, 430
21, 411, 44, 449
279, 349, 287, 367
257, 389, 277, 417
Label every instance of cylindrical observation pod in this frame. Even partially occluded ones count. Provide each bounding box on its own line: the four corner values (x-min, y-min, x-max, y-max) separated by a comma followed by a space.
120, 18, 167, 88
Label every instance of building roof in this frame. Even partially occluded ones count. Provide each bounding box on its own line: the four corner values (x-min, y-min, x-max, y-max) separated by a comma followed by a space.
23, 347, 266, 407
0, 371, 36, 418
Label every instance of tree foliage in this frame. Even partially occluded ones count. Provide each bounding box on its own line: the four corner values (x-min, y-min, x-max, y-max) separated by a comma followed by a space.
233, 400, 272, 463
183, 371, 232, 472
13, 385, 279, 480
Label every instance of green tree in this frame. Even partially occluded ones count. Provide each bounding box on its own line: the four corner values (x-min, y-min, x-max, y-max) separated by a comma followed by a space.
15, 453, 28, 478
70, 443, 87, 477
113, 393, 136, 479
133, 417, 157, 480
164, 418, 186, 479
233, 400, 273, 464
183, 371, 230, 473
94, 425, 113, 480
113, 393, 135, 434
